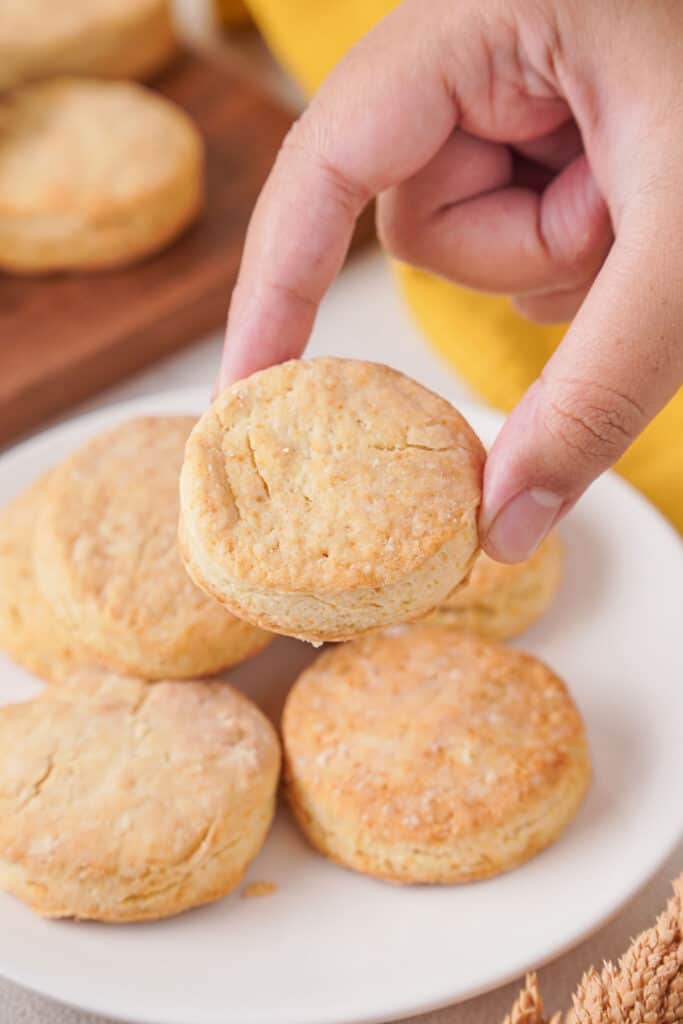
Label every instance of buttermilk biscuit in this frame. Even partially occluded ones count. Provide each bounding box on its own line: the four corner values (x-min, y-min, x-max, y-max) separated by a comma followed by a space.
0, 0, 176, 91
0, 672, 280, 921
283, 625, 590, 883
0, 78, 203, 273
180, 358, 485, 643
422, 533, 564, 639
0, 476, 88, 683
35, 417, 271, 680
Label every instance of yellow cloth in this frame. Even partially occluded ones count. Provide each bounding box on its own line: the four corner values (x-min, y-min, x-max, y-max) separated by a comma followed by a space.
244, 0, 683, 531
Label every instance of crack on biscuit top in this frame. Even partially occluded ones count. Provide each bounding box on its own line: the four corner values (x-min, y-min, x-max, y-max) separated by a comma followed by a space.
190, 359, 484, 591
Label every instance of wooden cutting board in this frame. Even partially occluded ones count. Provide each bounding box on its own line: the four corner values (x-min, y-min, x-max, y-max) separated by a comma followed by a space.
0, 50, 374, 447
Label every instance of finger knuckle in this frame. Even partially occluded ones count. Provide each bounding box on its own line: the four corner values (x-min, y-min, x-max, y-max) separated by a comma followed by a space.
278, 114, 313, 165
279, 116, 369, 217
540, 378, 644, 465
511, 295, 563, 324
560, 238, 609, 285
376, 193, 421, 262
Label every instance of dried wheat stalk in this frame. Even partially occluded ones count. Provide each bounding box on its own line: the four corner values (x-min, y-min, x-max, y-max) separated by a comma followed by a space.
503, 875, 683, 1024
503, 973, 563, 1024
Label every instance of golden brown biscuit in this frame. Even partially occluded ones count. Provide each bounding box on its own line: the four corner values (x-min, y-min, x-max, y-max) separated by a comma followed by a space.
180, 358, 485, 643
283, 625, 590, 883
35, 417, 271, 680
0, 671, 280, 921
0, 476, 86, 682
422, 533, 564, 639
0, 0, 176, 91
0, 78, 203, 272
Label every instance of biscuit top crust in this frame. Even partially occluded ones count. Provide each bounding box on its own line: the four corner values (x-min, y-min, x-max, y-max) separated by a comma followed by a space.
182, 358, 484, 592
283, 625, 588, 844
0, 674, 280, 874
39, 416, 240, 642
0, 78, 200, 216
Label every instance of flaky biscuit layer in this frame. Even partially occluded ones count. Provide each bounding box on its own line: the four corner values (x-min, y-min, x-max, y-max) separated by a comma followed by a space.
0, 476, 89, 682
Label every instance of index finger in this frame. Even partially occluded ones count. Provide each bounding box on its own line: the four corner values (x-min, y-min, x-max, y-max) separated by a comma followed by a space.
217, 0, 464, 388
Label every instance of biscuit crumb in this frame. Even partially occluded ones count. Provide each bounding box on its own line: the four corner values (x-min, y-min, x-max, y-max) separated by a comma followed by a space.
241, 881, 277, 899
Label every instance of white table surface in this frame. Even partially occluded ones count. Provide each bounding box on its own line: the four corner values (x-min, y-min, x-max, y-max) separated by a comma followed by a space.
2, 247, 682, 1023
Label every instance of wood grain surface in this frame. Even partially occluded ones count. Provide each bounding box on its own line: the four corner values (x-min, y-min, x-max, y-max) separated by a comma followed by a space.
0, 50, 374, 447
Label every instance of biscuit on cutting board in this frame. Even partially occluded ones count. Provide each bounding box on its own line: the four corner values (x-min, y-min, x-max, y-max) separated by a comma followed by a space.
422, 533, 564, 639
35, 416, 271, 680
0, 78, 203, 272
283, 624, 590, 883
0, 672, 280, 921
0, 0, 176, 91
180, 358, 485, 643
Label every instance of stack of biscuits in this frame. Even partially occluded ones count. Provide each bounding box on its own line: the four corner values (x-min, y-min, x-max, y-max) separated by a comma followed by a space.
0, 416, 277, 921
0, 0, 204, 274
0, 358, 591, 922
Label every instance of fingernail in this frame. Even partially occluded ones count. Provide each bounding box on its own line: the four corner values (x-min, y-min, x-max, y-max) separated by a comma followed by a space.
485, 488, 563, 562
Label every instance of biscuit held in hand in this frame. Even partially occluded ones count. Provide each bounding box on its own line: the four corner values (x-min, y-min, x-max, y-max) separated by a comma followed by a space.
283, 625, 590, 883
0, 672, 280, 922
218, 0, 683, 560
180, 358, 484, 643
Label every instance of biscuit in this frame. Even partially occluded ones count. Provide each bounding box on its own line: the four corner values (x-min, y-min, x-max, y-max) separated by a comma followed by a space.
0, 0, 176, 91
0, 78, 203, 272
283, 625, 590, 883
422, 533, 564, 639
0, 671, 280, 921
0, 476, 87, 683
179, 358, 485, 643
35, 417, 271, 680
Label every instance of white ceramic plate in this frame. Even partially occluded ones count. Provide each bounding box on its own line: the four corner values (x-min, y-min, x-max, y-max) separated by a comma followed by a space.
1, 387, 682, 1024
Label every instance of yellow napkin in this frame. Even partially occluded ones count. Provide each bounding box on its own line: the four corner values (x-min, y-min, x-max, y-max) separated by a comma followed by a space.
243, 0, 683, 531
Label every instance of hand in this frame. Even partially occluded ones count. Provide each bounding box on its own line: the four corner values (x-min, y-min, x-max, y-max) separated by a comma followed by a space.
217, 0, 683, 561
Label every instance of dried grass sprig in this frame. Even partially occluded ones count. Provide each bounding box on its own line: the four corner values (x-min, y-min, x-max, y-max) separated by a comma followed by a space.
503, 875, 683, 1024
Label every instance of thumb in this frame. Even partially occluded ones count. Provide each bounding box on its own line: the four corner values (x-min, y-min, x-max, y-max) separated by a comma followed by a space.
480, 198, 683, 563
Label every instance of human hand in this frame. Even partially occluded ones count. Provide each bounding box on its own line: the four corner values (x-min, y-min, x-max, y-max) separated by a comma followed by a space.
217, 0, 683, 561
